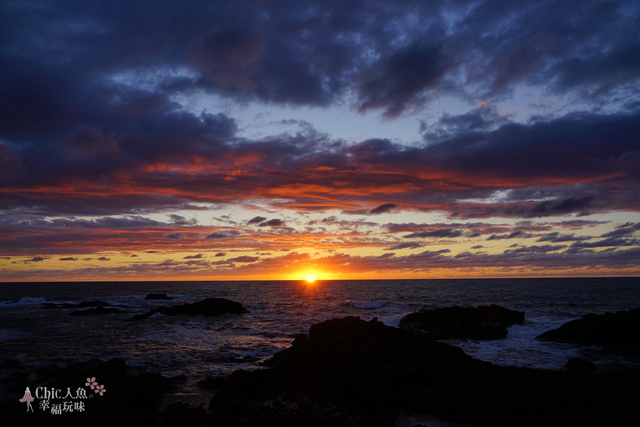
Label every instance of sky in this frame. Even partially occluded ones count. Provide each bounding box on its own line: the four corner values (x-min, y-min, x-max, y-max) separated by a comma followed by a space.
1, 0, 639, 282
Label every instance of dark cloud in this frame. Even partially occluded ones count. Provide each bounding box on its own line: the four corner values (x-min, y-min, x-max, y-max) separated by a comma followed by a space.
504, 245, 567, 254
487, 231, 527, 240
536, 232, 593, 243
601, 223, 640, 238
423, 103, 511, 143
0, 145, 28, 181
170, 215, 198, 226
165, 232, 186, 240
384, 242, 424, 251
571, 238, 640, 249
404, 229, 465, 239
25, 256, 46, 263
59, 257, 78, 261
183, 253, 205, 259
259, 219, 285, 227
204, 230, 242, 240
248, 216, 267, 225
227, 256, 260, 263
499, 196, 597, 218
368, 203, 397, 215
356, 39, 449, 118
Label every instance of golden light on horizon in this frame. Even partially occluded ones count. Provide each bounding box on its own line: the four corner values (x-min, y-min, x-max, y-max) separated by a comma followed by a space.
306, 274, 316, 284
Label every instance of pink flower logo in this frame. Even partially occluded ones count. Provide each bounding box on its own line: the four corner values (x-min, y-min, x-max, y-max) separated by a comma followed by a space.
94, 384, 106, 396
85, 377, 98, 389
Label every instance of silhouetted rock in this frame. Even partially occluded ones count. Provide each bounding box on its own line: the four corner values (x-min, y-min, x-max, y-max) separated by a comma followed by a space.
399, 304, 525, 340
209, 316, 640, 426
536, 308, 640, 354
144, 293, 173, 300
133, 297, 249, 320
68, 306, 127, 316
565, 357, 596, 373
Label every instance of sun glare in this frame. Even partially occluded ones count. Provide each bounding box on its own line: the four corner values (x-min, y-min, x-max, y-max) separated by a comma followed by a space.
306, 274, 316, 284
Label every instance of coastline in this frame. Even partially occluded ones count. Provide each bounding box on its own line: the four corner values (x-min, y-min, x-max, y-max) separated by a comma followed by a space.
3, 308, 640, 426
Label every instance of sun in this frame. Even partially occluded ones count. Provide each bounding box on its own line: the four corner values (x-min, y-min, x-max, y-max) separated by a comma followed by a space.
306, 274, 316, 284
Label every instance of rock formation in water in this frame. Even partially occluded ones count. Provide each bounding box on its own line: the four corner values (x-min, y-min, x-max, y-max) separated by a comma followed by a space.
399, 304, 525, 340
536, 308, 640, 354
133, 297, 249, 320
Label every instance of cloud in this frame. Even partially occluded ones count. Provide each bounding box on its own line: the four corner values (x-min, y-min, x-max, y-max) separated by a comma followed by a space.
571, 237, 640, 249
384, 242, 424, 251
356, 39, 449, 117
601, 223, 640, 238
170, 214, 198, 226
226, 255, 260, 263
404, 229, 465, 239
259, 219, 284, 227
165, 232, 186, 240
487, 231, 528, 240
59, 257, 79, 261
504, 245, 567, 254
368, 203, 397, 215
183, 253, 205, 259
248, 216, 267, 225
499, 196, 597, 218
0, 145, 28, 181
204, 230, 242, 240
423, 103, 511, 143
536, 232, 593, 243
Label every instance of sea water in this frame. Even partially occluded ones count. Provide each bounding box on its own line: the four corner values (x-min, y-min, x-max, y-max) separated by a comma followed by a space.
1, 278, 639, 406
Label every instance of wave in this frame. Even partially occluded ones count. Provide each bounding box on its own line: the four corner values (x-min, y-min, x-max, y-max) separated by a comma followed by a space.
0, 297, 49, 307
345, 300, 388, 309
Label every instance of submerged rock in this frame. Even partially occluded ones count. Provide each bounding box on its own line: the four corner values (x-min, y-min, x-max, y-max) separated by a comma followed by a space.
68, 306, 127, 316
399, 304, 525, 340
209, 316, 640, 426
133, 297, 249, 320
42, 301, 111, 309
536, 308, 640, 354
144, 293, 173, 300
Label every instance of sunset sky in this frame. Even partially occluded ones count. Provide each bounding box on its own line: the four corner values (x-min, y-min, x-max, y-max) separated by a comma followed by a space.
1, 0, 639, 281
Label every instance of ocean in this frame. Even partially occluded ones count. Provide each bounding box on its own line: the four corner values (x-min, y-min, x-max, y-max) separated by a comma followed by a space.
1, 277, 639, 407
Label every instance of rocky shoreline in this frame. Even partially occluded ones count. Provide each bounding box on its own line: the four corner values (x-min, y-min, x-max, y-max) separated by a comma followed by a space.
2, 306, 639, 426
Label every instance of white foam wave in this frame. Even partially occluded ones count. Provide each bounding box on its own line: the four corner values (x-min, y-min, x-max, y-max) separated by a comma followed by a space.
377, 312, 412, 328
0, 297, 48, 307
345, 300, 388, 309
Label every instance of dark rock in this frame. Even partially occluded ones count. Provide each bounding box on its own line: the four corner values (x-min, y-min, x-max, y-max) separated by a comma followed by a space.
68, 306, 127, 316
132, 297, 249, 320
144, 293, 173, 300
565, 357, 596, 373
209, 316, 640, 426
197, 376, 227, 390
536, 308, 640, 354
399, 304, 525, 340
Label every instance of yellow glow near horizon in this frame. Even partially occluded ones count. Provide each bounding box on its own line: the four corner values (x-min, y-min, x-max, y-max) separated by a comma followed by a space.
306, 274, 316, 283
